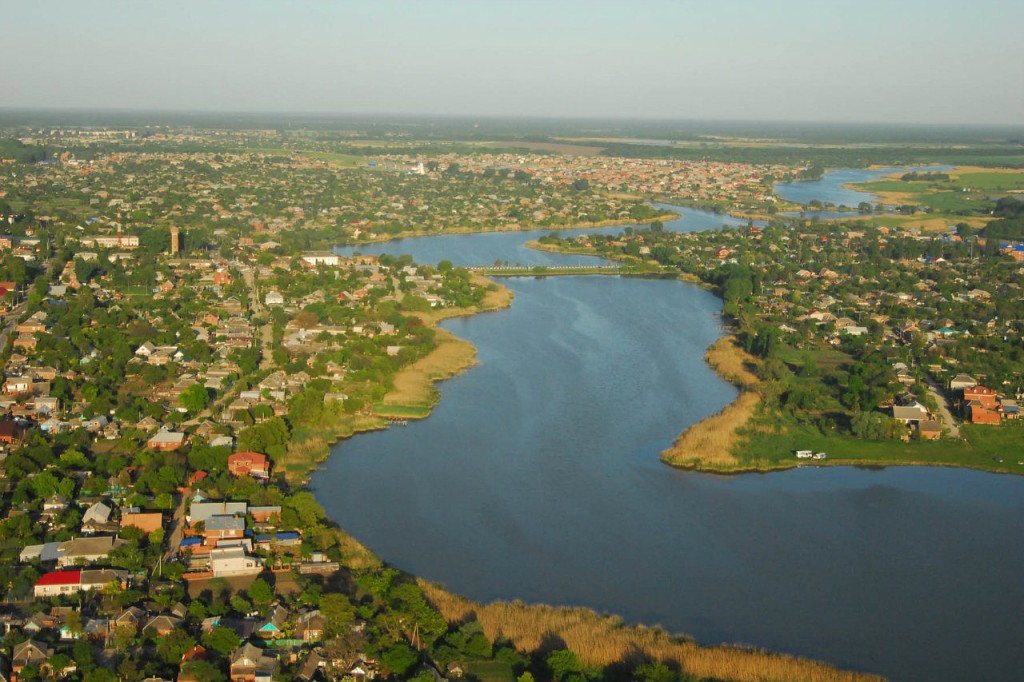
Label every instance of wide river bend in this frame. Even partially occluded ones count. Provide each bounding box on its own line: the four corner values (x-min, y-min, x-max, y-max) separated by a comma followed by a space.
314, 203, 1024, 682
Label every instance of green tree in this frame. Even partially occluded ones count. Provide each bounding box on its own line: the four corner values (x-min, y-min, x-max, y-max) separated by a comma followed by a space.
179, 383, 211, 413
202, 626, 241, 656
546, 650, 584, 682
248, 577, 274, 609
157, 628, 197, 664
381, 641, 418, 677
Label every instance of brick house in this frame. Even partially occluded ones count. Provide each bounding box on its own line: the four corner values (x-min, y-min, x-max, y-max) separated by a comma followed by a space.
227, 451, 270, 480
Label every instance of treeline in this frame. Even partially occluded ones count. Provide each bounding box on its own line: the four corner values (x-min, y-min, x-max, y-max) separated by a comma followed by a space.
900, 171, 950, 181
981, 197, 1024, 240
0, 138, 50, 163
598, 142, 1024, 169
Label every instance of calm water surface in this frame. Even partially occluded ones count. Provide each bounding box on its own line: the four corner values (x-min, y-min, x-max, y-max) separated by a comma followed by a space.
775, 165, 953, 208
317, 201, 1024, 682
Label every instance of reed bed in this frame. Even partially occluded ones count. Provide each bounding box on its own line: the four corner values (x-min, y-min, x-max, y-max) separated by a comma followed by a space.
420, 583, 884, 682
380, 328, 477, 409
661, 337, 761, 468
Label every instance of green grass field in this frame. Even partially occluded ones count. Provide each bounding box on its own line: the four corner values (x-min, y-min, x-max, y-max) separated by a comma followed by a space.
467, 661, 517, 682
735, 416, 1024, 474
953, 172, 1024, 191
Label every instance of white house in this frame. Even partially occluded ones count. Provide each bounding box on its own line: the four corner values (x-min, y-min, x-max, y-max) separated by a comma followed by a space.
210, 546, 263, 577
301, 251, 340, 267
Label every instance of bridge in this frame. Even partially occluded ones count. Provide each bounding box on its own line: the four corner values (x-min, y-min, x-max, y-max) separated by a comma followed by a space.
466, 264, 624, 276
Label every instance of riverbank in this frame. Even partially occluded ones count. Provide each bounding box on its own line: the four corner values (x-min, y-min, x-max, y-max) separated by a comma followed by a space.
279, 276, 514, 483
660, 336, 763, 470
419, 582, 884, 682
289, 277, 884, 681
345, 211, 680, 246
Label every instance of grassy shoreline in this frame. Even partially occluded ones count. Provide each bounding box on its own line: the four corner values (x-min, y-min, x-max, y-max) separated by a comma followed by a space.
280, 276, 882, 681
660, 336, 763, 471
420, 582, 884, 682
345, 211, 680, 247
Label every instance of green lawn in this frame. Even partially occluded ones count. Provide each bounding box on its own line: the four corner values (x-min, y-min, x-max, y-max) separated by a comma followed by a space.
467, 661, 517, 682
735, 418, 1024, 474
953, 171, 1024, 191
373, 403, 432, 418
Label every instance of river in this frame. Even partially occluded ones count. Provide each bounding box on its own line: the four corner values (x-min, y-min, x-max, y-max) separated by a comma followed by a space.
774, 165, 953, 210
315, 201, 1024, 682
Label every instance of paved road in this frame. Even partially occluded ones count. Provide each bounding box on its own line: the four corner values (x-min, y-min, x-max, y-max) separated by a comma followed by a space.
163, 493, 187, 562
0, 300, 29, 350
925, 375, 961, 439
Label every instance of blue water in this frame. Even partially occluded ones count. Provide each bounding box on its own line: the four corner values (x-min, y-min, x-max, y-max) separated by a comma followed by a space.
775, 166, 953, 208
335, 205, 762, 266
316, 194, 1024, 682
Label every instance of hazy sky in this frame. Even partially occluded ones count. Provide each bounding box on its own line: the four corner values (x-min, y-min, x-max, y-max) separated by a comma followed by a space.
3, 0, 1022, 125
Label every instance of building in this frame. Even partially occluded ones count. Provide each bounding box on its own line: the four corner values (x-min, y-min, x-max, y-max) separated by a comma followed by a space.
892, 402, 928, 423
229, 642, 276, 682
210, 546, 263, 578
205, 515, 246, 543
967, 402, 1001, 425
301, 251, 340, 267
188, 501, 248, 525
33, 569, 128, 597
56, 536, 126, 567
170, 226, 181, 255
949, 373, 978, 390
121, 512, 164, 534
148, 430, 187, 451
227, 451, 270, 479
12, 640, 53, 677
918, 420, 941, 440
963, 385, 999, 410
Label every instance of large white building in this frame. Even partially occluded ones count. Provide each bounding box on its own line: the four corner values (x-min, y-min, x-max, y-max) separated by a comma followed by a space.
210, 546, 263, 577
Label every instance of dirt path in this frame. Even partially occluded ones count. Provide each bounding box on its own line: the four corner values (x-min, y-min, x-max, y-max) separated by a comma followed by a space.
925, 375, 961, 439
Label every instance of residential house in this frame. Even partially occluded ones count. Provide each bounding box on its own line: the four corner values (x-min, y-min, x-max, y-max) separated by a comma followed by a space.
205, 515, 246, 544
963, 385, 999, 410
148, 429, 187, 451
230, 642, 277, 682
949, 373, 978, 390
210, 546, 263, 578
294, 610, 325, 643
249, 506, 281, 525
892, 402, 928, 424
32, 569, 127, 597
82, 502, 112, 526
255, 605, 289, 640
918, 420, 941, 440
0, 421, 25, 444
11, 640, 52, 678
967, 401, 1001, 425
188, 501, 248, 525
121, 512, 164, 535
111, 606, 148, 634
143, 614, 183, 638
227, 451, 270, 479
57, 536, 125, 567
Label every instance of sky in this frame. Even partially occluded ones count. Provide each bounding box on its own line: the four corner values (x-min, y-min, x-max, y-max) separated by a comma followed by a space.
2, 0, 1022, 126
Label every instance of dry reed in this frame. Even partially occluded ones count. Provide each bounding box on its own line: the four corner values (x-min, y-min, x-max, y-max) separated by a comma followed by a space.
420, 583, 884, 682
661, 336, 761, 469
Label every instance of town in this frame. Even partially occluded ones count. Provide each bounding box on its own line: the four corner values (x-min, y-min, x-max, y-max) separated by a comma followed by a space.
1, 121, 1021, 682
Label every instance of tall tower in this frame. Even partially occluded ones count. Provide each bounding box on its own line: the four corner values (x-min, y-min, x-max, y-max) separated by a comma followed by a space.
170, 226, 180, 255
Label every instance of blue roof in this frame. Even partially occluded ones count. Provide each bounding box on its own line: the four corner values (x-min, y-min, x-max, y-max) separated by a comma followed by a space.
179, 537, 203, 547
256, 531, 301, 543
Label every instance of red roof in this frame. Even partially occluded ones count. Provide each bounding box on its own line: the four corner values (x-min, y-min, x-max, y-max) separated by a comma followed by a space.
35, 570, 82, 586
